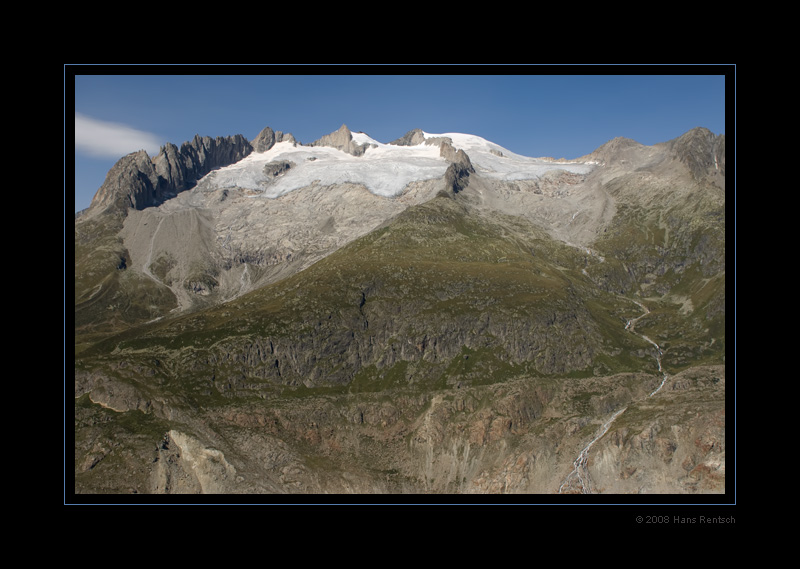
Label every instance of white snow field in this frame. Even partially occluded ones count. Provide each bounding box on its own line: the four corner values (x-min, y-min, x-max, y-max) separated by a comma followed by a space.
209, 131, 596, 199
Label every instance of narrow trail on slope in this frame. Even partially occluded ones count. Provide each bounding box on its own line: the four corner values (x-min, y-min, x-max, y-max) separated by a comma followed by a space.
557, 296, 669, 494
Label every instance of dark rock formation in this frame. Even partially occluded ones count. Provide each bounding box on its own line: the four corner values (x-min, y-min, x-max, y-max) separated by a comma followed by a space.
89, 134, 253, 215
389, 130, 476, 192
444, 163, 472, 194
440, 140, 474, 193
262, 160, 294, 178
89, 150, 160, 213
252, 126, 297, 153
252, 126, 277, 153
665, 127, 725, 181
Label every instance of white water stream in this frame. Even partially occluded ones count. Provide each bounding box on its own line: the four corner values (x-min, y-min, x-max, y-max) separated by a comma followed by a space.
558, 296, 669, 494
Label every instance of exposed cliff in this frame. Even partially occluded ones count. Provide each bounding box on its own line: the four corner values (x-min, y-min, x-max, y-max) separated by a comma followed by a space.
252, 126, 297, 153
88, 133, 253, 216
310, 124, 375, 156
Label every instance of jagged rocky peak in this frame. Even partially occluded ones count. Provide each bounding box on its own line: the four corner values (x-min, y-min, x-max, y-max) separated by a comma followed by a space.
439, 140, 473, 169
252, 126, 298, 153
390, 128, 427, 146
311, 123, 375, 156
389, 128, 454, 149
89, 149, 158, 213
663, 127, 725, 180
179, 133, 252, 172
86, 133, 253, 217
579, 127, 726, 182
438, 141, 475, 195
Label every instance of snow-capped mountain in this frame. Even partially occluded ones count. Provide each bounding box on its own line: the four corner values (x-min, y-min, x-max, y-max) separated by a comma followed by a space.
77, 123, 724, 324
78, 124, 611, 317
208, 127, 595, 199
74, 123, 727, 497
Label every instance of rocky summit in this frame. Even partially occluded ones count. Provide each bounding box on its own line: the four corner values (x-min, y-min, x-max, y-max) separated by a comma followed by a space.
72, 125, 727, 498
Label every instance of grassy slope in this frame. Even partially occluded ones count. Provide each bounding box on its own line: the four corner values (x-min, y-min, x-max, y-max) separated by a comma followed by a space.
77, 195, 663, 404
74, 212, 178, 352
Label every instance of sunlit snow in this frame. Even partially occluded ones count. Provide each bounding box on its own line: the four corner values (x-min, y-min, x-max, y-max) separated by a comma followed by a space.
209, 132, 595, 199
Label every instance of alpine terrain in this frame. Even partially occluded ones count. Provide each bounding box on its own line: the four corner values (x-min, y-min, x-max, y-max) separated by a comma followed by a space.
73, 123, 727, 496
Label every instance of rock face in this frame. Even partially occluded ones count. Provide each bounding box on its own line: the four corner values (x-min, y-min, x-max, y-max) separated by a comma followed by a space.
390, 130, 476, 193
311, 123, 374, 156
73, 125, 727, 498
89, 134, 253, 215
390, 128, 427, 146
663, 126, 725, 183
252, 126, 297, 153
440, 140, 475, 193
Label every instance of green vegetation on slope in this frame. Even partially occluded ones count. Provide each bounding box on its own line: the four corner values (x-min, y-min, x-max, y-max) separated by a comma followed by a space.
76, 195, 683, 413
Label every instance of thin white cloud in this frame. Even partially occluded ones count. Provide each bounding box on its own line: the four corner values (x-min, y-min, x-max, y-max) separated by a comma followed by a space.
75, 112, 163, 158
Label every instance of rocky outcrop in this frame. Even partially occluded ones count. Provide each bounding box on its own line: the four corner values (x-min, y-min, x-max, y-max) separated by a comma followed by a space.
311, 124, 374, 156
252, 126, 277, 153
390, 128, 427, 146
389, 128, 455, 149
262, 160, 294, 179
150, 430, 238, 494
89, 150, 161, 213
664, 127, 725, 182
582, 127, 725, 189
389, 130, 475, 193
252, 126, 297, 153
440, 140, 474, 193
89, 134, 253, 215
439, 140, 472, 167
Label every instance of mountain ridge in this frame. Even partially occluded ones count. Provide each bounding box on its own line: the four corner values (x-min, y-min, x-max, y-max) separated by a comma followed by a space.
73, 124, 728, 496
80, 124, 724, 219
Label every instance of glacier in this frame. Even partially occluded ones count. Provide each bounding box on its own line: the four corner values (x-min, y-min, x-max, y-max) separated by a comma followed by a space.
207, 131, 596, 200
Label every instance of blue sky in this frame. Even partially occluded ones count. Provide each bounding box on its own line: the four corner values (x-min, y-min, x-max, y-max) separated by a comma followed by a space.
69, 66, 730, 212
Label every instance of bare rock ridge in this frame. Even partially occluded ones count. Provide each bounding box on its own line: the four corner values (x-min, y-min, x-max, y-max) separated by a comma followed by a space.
389, 128, 427, 146
439, 139, 475, 194
310, 123, 375, 156
581, 127, 725, 189
388, 128, 476, 193
85, 124, 486, 221
89, 133, 253, 216
663, 126, 725, 182
388, 128, 456, 150
86, 124, 725, 222
252, 126, 297, 153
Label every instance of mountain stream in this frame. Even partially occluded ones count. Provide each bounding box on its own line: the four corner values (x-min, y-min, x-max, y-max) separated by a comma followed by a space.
557, 297, 669, 494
